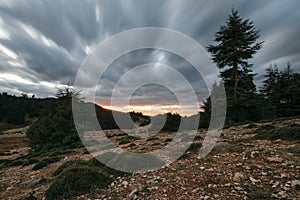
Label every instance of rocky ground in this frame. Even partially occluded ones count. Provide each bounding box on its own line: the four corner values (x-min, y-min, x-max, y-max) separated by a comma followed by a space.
1, 118, 300, 199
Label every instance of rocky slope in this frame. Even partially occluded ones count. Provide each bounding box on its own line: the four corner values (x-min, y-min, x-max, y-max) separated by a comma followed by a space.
0, 118, 300, 199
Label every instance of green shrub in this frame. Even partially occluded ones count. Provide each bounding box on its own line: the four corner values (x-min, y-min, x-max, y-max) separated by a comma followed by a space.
47, 150, 74, 157
46, 165, 112, 200
52, 159, 89, 177
187, 142, 202, 152
244, 186, 271, 199
286, 146, 300, 157
6, 159, 24, 167
254, 124, 300, 140
22, 158, 39, 166
26, 98, 82, 153
255, 124, 276, 134
32, 157, 61, 170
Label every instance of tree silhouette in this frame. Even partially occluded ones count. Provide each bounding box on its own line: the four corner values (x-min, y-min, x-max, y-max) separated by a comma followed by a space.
207, 9, 263, 100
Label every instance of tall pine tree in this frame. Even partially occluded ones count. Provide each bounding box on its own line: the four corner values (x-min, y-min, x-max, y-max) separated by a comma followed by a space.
207, 9, 263, 123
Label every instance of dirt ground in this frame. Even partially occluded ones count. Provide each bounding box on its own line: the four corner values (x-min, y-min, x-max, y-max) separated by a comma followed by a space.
0, 118, 300, 199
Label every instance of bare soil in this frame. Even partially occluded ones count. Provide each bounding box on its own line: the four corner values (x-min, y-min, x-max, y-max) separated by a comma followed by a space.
0, 118, 300, 199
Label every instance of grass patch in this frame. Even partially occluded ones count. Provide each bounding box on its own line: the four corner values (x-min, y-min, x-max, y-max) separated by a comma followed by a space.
254, 124, 300, 140
32, 157, 61, 170
22, 158, 39, 166
6, 159, 24, 167
286, 146, 300, 157
48, 158, 125, 199
46, 165, 112, 200
244, 186, 271, 199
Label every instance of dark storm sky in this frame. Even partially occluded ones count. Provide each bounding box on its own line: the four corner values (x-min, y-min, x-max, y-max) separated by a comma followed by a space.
0, 0, 299, 114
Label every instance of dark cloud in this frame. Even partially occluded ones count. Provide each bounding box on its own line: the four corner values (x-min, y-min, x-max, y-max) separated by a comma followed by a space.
0, 0, 299, 114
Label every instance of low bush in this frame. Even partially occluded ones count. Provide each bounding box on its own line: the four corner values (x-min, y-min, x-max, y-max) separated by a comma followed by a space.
32, 157, 61, 170
48, 158, 124, 199
22, 158, 39, 166
254, 124, 300, 140
52, 159, 88, 177
46, 165, 112, 200
6, 159, 24, 167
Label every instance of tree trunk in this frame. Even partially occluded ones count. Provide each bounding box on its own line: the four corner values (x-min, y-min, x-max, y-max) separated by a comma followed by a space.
234, 63, 238, 100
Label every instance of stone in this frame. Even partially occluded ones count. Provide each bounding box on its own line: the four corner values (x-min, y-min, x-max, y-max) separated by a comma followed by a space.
267, 157, 283, 162
291, 180, 300, 188
129, 189, 138, 197
249, 177, 260, 184
122, 181, 128, 187
233, 172, 244, 182
261, 172, 267, 176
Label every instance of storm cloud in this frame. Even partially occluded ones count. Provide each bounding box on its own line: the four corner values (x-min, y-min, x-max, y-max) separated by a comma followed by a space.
0, 0, 299, 114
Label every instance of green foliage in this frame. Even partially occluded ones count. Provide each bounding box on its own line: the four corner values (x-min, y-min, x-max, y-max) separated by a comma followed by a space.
207, 8, 263, 100
260, 63, 300, 118
32, 157, 61, 170
150, 112, 181, 132
6, 159, 24, 167
254, 124, 300, 140
52, 159, 91, 177
187, 142, 202, 152
26, 89, 83, 152
244, 186, 271, 200
48, 158, 125, 199
0, 92, 53, 125
22, 158, 39, 166
205, 9, 265, 125
46, 165, 112, 200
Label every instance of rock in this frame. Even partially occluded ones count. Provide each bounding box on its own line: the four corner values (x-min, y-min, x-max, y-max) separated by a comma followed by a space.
272, 181, 279, 188
122, 181, 128, 187
233, 172, 244, 182
6, 186, 13, 191
235, 186, 243, 191
192, 188, 200, 193
129, 189, 138, 197
267, 157, 283, 162
291, 180, 300, 188
214, 142, 229, 148
261, 172, 267, 176
249, 177, 260, 184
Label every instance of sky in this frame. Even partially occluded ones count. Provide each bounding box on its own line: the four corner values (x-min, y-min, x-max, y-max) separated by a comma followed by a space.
0, 0, 299, 115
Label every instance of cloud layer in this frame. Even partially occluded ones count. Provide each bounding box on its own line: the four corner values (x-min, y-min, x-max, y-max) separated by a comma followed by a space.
0, 0, 299, 114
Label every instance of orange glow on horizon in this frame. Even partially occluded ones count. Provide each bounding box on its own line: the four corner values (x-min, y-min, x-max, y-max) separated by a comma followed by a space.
100, 104, 200, 116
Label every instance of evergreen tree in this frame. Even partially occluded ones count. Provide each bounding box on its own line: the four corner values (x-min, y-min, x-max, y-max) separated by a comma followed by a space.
261, 62, 300, 117
207, 9, 263, 100
207, 9, 263, 123
260, 64, 280, 118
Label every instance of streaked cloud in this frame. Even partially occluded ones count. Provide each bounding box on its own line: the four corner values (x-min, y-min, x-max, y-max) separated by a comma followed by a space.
0, 0, 299, 115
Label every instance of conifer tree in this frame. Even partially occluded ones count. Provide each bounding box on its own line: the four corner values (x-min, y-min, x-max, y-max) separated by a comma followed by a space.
207, 9, 263, 100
